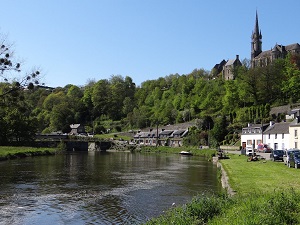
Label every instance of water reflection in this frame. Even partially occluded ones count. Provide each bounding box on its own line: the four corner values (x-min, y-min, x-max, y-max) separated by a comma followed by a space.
0, 152, 221, 224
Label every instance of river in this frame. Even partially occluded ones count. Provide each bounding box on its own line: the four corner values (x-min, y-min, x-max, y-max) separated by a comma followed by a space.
0, 151, 221, 224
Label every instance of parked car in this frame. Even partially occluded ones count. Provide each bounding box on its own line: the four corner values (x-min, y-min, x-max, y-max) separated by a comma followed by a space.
288, 152, 300, 168
284, 149, 300, 166
257, 143, 272, 153
246, 147, 254, 156
270, 150, 284, 161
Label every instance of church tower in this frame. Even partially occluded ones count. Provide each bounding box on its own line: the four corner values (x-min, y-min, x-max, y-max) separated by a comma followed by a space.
251, 11, 262, 67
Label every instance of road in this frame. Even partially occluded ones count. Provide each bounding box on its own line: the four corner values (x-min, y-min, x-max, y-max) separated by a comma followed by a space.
224, 150, 271, 160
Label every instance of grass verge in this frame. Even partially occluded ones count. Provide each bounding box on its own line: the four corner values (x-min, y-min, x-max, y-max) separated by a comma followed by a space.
145, 153, 300, 224
0, 146, 58, 160
138, 146, 217, 160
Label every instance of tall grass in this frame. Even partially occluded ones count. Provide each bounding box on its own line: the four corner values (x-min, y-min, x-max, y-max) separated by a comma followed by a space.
146, 153, 300, 224
145, 193, 230, 225
0, 146, 57, 160
146, 190, 300, 225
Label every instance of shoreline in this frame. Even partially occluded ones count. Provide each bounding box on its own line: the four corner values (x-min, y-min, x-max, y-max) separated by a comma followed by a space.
213, 156, 236, 196
0, 147, 58, 161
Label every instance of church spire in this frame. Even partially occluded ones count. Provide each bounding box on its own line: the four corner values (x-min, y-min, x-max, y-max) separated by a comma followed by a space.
251, 10, 262, 67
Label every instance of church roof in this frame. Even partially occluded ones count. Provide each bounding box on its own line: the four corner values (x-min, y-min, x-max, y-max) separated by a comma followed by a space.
225, 59, 236, 66
285, 43, 300, 51
255, 43, 300, 60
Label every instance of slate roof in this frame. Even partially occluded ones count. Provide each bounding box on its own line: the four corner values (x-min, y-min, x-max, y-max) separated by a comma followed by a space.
255, 43, 300, 59
70, 124, 81, 129
134, 132, 157, 138
255, 50, 272, 59
225, 59, 236, 66
172, 130, 186, 135
270, 105, 291, 116
264, 122, 290, 134
286, 43, 300, 51
159, 130, 174, 135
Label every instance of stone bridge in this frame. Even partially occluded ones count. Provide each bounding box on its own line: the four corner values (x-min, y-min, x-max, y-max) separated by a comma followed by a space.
66, 140, 112, 151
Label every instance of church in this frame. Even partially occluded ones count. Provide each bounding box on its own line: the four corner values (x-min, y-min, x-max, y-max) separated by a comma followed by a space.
251, 11, 300, 68
216, 11, 300, 80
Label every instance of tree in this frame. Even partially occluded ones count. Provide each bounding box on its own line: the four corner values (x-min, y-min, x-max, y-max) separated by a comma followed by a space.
0, 36, 41, 145
91, 79, 111, 118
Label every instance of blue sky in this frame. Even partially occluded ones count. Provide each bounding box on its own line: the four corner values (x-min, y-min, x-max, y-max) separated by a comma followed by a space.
1, 0, 300, 87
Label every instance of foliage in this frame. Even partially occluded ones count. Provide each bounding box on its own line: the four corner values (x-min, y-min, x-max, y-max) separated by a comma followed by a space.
146, 153, 300, 224
2, 33, 300, 147
0, 146, 56, 158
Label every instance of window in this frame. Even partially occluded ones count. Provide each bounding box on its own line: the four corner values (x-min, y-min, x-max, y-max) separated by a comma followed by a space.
282, 133, 284, 139
275, 134, 277, 139
268, 134, 270, 139
295, 129, 298, 137
295, 142, 298, 149
247, 140, 252, 145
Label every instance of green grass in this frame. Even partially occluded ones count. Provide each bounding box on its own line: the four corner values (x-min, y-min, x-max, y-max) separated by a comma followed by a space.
221, 154, 300, 194
0, 146, 57, 159
146, 153, 300, 224
138, 146, 217, 159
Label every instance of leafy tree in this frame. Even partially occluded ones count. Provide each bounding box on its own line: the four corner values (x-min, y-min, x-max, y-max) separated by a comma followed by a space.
211, 115, 228, 145
92, 79, 111, 118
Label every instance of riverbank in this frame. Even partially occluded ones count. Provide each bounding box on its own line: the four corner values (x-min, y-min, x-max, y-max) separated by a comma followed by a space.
0, 146, 58, 161
146, 152, 300, 224
137, 146, 217, 160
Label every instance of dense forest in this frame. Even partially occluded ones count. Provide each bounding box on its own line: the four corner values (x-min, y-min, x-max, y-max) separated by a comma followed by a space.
1, 38, 300, 146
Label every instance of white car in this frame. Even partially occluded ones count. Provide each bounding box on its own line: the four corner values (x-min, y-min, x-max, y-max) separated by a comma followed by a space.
246, 147, 254, 156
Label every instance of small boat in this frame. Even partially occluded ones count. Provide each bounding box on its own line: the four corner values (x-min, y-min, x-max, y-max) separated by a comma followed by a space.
179, 151, 193, 156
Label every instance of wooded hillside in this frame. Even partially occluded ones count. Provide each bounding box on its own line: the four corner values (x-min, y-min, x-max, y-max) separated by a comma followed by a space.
1, 54, 300, 146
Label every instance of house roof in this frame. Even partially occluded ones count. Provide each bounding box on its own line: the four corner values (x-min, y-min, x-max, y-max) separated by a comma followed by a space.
172, 130, 186, 135
134, 132, 157, 138
264, 122, 290, 134
289, 118, 300, 127
270, 105, 291, 116
159, 130, 173, 135
70, 124, 81, 129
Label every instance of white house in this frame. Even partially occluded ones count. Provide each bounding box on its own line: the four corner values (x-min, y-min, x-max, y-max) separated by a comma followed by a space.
241, 123, 267, 150
263, 122, 290, 150
289, 117, 300, 149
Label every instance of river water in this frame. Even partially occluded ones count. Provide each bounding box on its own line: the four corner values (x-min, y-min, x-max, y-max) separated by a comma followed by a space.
0, 151, 221, 224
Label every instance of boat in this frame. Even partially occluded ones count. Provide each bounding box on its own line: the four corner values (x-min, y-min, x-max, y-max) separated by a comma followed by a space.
179, 151, 193, 156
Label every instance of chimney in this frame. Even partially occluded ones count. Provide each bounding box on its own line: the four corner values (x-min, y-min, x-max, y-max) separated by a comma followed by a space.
236, 55, 239, 60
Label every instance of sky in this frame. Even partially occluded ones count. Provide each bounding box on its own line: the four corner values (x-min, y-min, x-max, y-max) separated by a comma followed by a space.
0, 0, 300, 88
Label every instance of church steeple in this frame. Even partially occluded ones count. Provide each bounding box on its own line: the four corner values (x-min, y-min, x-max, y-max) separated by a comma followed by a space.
251, 10, 262, 66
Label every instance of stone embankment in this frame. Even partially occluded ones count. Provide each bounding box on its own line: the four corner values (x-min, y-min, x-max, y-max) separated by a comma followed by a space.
213, 156, 236, 196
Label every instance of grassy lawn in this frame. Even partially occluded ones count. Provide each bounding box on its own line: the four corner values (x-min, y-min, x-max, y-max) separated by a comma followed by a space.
221, 153, 300, 194
0, 146, 57, 157
146, 153, 300, 224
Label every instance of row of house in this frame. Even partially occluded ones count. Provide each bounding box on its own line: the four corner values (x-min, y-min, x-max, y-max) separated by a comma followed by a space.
241, 109, 300, 150
133, 129, 189, 147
